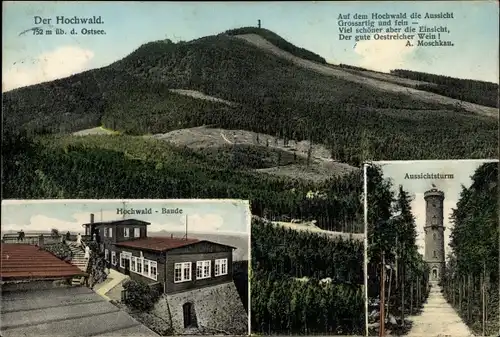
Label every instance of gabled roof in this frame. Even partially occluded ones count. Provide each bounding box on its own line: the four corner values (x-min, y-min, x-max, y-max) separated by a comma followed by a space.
115, 237, 236, 252
1, 244, 86, 280
82, 219, 151, 227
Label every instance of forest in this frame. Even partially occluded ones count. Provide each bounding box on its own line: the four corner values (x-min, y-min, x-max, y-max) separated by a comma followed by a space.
3, 29, 498, 166
366, 165, 430, 335
442, 162, 499, 336
390, 69, 499, 108
251, 217, 365, 335
2, 132, 364, 233
249, 165, 432, 336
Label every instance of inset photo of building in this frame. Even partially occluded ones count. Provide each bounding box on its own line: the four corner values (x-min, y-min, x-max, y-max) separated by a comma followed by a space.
1, 199, 250, 337
364, 159, 498, 337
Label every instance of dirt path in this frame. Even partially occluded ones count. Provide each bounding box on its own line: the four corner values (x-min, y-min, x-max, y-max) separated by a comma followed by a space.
406, 283, 473, 337
220, 131, 233, 144
168, 89, 236, 106
235, 34, 498, 119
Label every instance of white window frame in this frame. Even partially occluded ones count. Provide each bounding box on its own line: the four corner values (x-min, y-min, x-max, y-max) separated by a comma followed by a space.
174, 262, 192, 283
215, 258, 228, 276
104, 228, 108, 238
196, 260, 211, 279
149, 261, 158, 281
104, 249, 109, 261
111, 251, 117, 266
134, 228, 140, 238
124, 228, 130, 238
120, 251, 131, 269
108, 227, 113, 238
131, 256, 137, 272
143, 259, 150, 276
136, 257, 143, 274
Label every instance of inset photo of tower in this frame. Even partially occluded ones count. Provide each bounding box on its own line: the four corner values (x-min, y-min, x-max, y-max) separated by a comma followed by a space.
364, 159, 498, 337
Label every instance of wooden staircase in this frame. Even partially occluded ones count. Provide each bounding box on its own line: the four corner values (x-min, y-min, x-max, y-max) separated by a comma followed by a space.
67, 241, 89, 271
66, 241, 89, 286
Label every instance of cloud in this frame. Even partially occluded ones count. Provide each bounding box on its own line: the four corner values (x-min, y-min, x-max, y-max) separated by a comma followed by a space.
354, 38, 416, 72
2, 211, 116, 234
2, 212, 229, 235
2, 45, 94, 92
149, 214, 225, 233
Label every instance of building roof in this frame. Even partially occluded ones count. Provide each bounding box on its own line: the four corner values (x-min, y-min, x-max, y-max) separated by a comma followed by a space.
1, 244, 86, 280
115, 237, 236, 252
1, 287, 158, 337
82, 219, 151, 227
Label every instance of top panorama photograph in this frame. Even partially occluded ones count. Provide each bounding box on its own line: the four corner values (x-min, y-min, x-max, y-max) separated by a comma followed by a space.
2, 1, 499, 200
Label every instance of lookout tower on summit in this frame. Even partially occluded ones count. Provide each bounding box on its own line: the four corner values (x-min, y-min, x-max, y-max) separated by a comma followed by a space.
423, 186, 445, 283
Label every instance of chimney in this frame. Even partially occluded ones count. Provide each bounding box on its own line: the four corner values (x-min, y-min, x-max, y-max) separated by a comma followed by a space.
90, 213, 95, 223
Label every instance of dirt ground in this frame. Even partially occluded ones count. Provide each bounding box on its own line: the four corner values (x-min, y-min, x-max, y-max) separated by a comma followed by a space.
406, 284, 474, 337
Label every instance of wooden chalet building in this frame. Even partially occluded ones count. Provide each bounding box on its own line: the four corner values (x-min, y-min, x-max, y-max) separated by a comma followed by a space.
82, 214, 236, 294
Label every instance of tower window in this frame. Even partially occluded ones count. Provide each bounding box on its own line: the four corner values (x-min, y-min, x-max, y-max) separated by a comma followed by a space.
432, 203, 436, 207
433, 251, 437, 258
433, 233, 436, 240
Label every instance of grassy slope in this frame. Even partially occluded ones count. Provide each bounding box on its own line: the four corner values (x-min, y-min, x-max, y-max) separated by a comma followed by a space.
225, 27, 327, 64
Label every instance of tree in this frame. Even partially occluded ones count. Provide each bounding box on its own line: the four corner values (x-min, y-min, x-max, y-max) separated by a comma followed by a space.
51, 228, 60, 238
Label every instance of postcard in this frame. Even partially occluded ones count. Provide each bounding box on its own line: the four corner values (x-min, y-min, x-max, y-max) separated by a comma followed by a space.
2, 1, 499, 337
1, 199, 251, 336
364, 160, 498, 337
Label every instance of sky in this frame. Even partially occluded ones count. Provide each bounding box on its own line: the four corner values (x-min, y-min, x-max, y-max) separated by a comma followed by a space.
375, 159, 498, 259
2, 1, 498, 92
1, 199, 251, 236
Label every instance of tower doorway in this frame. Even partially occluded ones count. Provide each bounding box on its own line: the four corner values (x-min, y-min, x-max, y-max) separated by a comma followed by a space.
432, 268, 438, 280
183, 302, 198, 328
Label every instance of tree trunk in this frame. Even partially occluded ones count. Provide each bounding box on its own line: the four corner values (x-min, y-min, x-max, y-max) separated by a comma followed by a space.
401, 263, 405, 327
410, 276, 413, 315
380, 252, 386, 337
467, 274, 472, 322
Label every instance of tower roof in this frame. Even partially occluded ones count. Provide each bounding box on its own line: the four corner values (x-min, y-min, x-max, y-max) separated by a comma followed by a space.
424, 188, 444, 200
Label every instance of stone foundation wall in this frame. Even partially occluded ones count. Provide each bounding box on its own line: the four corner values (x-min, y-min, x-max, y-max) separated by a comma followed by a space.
151, 281, 248, 335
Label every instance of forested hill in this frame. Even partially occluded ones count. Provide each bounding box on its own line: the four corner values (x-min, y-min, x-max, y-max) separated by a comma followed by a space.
2, 27, 498, 165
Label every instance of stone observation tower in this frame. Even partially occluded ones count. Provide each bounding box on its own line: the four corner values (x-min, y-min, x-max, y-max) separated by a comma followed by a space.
423, 186, 445, 283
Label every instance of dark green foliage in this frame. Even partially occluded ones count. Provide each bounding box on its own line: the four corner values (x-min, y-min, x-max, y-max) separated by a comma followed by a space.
2, 134, 365, 233
3, 30, 497, 165
251, 218, 364, 335
442, 162, 499, 335
233, 260, 249, 312
251, 271, 364, 335
43, 243, 72, 261
122, 279, 162, 312
338, 64, 371, 72
225, 27, 327, 64
391, 69, 499, 108
252, 217, 363, 283
86, 241, 108, 287
367, 165, 430, 328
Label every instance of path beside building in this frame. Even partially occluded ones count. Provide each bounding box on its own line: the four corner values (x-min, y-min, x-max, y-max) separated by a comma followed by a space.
94, 269, 129, 301
406, 283, 473, 337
